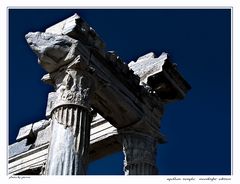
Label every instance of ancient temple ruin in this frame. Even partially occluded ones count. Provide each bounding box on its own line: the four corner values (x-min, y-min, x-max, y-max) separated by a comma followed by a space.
8, 14, 191, 175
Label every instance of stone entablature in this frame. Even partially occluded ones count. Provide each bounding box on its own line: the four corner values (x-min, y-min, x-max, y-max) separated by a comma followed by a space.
9, 13, 190, 175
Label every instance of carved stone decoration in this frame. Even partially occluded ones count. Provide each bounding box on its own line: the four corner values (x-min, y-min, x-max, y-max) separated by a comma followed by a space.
121, 131, 158, 175
25, 32, 94, 175
44, 65, 94, 175
45, 70, 94, 175
21, 14, 191, 175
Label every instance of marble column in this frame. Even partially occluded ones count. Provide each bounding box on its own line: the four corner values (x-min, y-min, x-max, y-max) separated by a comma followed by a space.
121, 132, 158, 175
45, 58, 95, 175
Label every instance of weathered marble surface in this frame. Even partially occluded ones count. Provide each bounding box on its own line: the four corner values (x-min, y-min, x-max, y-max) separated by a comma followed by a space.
129, 52, 191, 102
9, 143, 49, 175
25, 15, 165, 145
46, 109, 91, 175
121, 132, 158, 175
34, 125, 51, 147
25, 32, 79, 73
128, 52, 167, 84
45, 13, 105, 54
16, 123, 34, 141
9, 139, 32, 158
9, 119, 51, 159
16, 13, 191, 175
8, 115, 119, 175
32, 119, 50, 136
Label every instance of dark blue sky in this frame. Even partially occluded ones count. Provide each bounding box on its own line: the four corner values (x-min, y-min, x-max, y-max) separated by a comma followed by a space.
9, 9, 231, 175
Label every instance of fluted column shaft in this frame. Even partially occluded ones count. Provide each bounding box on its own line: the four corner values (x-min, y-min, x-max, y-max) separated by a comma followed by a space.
46, 105, 91, 175
122, 132, 158, 175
